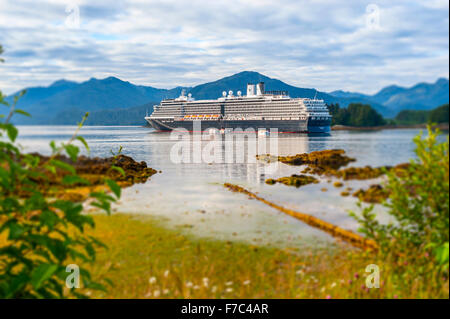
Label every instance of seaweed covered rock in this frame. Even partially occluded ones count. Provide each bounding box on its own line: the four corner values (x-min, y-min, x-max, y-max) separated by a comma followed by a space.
352, 184, 389, 203
332, 166, 386, 180
257, 149, 356, 169
330, 163, 409, 180
333, 181, 343, 188
265, 174, 319, 188
27, 154, 157, 201
304, 162, 410, 181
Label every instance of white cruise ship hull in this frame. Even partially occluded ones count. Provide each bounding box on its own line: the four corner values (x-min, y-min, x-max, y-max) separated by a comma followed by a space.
146, 118, 331, 133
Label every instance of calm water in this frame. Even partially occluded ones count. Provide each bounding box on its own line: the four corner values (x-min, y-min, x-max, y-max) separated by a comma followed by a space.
15, 126, 448, 249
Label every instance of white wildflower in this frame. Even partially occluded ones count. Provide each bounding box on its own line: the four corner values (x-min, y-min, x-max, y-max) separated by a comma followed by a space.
186, 281, 193, 288
153, 290, 160, 297
164, 270, 170, 278
243, 280, 251, 285
149, 277, 157, 284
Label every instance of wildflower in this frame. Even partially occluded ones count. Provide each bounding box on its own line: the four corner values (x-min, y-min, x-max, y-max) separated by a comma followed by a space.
243, 280, 251, 285
225, 288, 233, 293
326, 295, 332, 299
163, 289, 170, 295
348, 279, 353, 285
153, 290, 161, 297
202, 277, 209, 287
164, 270, 170, 278
354, 273, 359, 279
186, 281, 193, 288
193, 285, 200, 290
149, 277, 157, 284
330, 282, 337, 288
296, 270, 304, 275
225, 281, 233, 286
393, 294, 398, 299
211, 286, 217, 293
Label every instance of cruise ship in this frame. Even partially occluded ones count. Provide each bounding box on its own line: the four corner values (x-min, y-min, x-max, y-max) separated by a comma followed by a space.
145, 82, 331, 133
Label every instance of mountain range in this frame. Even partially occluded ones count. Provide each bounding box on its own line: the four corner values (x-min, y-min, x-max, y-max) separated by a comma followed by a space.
3, 71, 448, 125
330, 77, 449, 117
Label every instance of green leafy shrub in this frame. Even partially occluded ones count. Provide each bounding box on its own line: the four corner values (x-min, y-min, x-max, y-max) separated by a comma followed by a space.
0, 90, 121, 298
351, 126, 449, 271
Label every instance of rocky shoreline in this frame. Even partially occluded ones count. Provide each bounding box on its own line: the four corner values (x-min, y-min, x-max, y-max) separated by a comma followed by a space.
28, 154, 158, 201
257, 149, 410, 203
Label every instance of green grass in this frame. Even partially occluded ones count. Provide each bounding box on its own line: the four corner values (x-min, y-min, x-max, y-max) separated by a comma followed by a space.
82, 214, 449, 299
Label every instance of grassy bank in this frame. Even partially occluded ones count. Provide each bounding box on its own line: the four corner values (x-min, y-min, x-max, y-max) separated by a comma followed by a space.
80, 213, 448, 299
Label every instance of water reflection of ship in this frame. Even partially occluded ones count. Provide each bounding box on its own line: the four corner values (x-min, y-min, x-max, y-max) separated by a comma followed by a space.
143, 132, 332, 184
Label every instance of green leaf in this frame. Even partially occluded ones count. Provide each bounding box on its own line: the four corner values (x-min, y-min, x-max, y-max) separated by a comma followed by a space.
434, 242, 449, 265
49, 159, 76, 174
5, 124, 18, 142
13, 90, 26, 104
49, 140, 57, 152
110, 165, 125, 177
31, 264, 59, 289
76, 136, 90, 153
7, 221, 26, 239
39, 209, 60, 229
64, 144, 79, 162
105, 179, 121, 198
62, 175, 90, 186
14, 109, 31, 117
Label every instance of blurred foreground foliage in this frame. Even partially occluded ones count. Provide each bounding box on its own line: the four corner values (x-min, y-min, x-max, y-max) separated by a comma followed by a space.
0, 89, 121, 298
351, 125, 449, 280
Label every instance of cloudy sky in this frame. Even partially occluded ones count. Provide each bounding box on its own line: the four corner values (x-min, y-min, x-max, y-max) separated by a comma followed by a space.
0, 0, 448, 94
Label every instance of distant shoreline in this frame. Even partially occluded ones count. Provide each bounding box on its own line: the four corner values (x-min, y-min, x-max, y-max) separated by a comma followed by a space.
331, 123, 449, 131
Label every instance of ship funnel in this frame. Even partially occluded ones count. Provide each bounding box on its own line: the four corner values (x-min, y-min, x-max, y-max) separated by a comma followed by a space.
256, 82, 265, 96
247, 83, 256, 96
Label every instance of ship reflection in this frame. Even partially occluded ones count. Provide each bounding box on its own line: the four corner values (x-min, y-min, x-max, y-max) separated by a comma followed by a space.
144, 130, 332, 184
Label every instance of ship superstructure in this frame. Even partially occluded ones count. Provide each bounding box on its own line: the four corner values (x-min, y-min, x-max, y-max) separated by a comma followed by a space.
145, 82, 331, 133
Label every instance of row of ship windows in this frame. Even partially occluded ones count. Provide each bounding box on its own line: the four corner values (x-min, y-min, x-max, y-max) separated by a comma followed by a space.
160, 103, 308, 108
156, 105, 328, 111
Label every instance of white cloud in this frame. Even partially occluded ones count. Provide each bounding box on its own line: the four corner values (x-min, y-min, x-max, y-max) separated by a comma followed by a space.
0, 0, 448, 94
